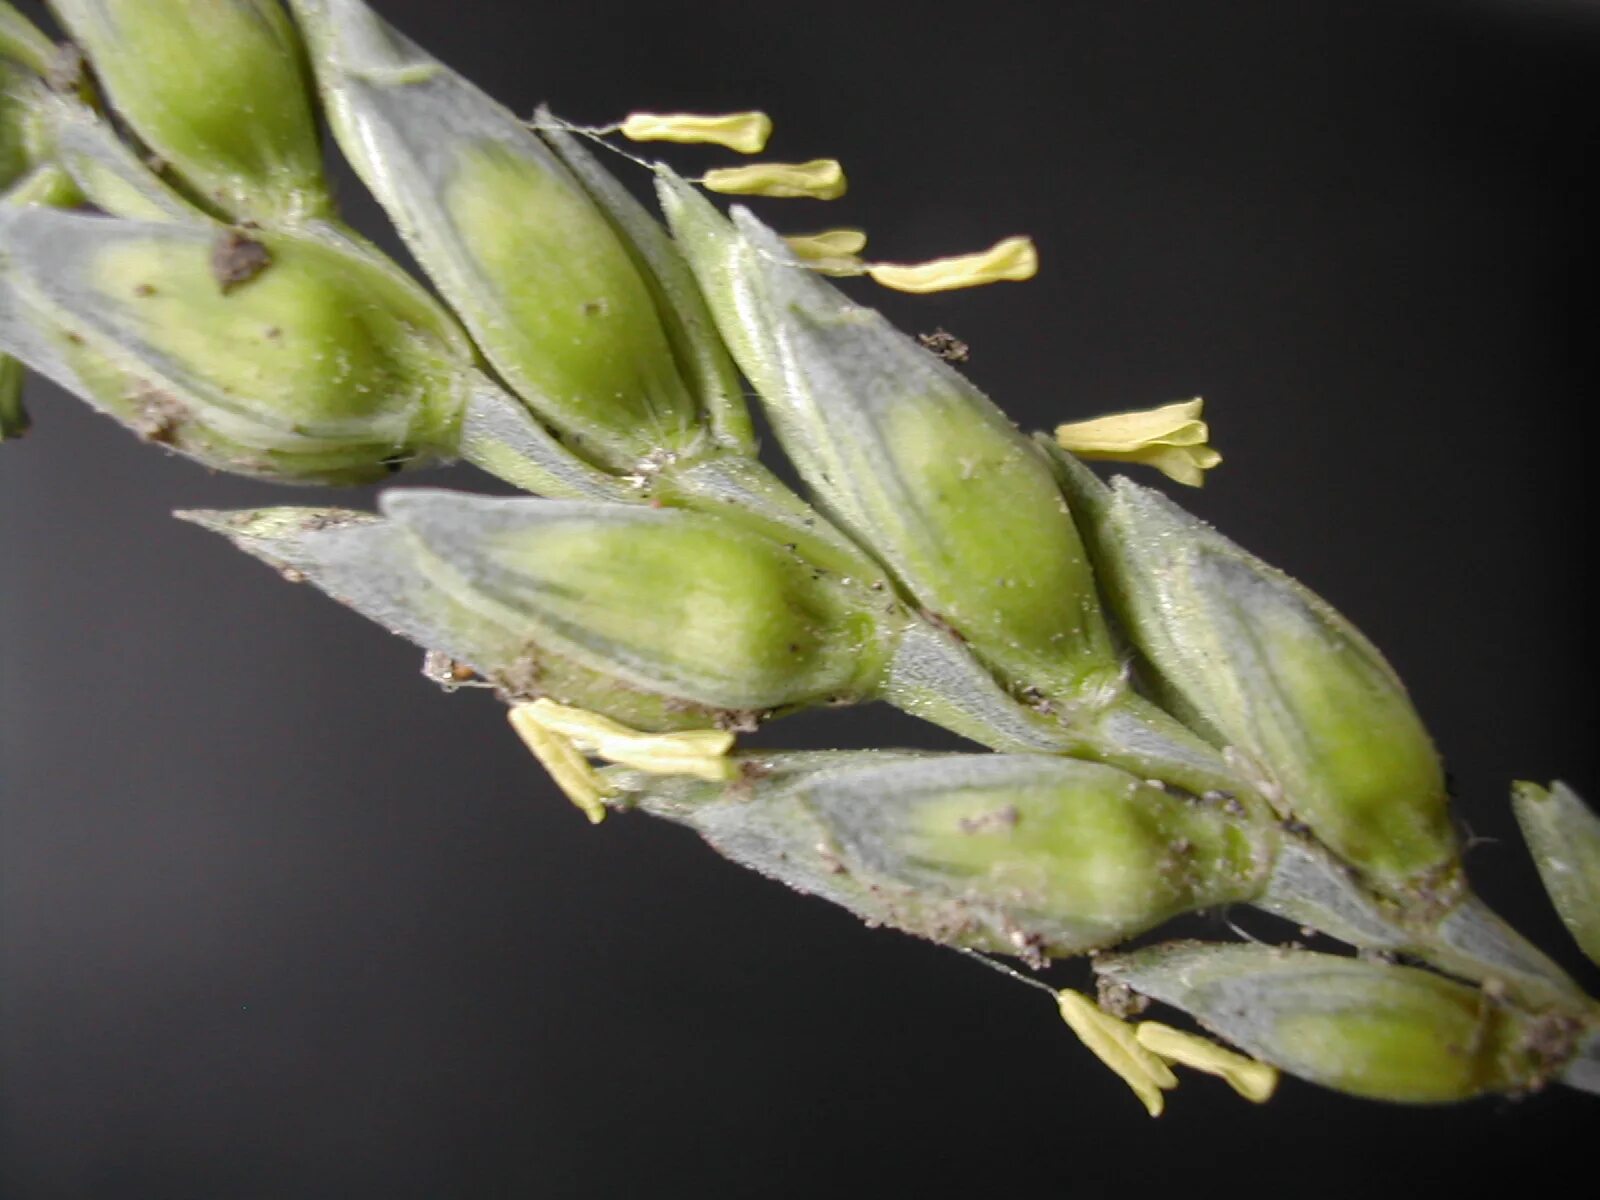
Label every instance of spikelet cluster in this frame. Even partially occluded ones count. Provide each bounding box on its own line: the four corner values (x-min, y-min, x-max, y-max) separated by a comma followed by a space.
3, 0, 1596, 1110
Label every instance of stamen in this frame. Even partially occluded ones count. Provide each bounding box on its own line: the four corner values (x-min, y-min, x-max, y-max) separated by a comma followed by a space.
507, 706, 607, 824
619, 111, 773, 154
1054, 398, 1221, 487
1135, 1022, 1280, 1103
783, 228, 868, 259
519, 698, 738, 783
866, 236, 1037, 294
701, 159, 847, 200
1055, 990, 1178, 1117
782, 228, 869, 276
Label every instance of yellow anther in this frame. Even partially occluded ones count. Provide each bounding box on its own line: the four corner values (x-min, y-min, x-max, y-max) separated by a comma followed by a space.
702, 159, 847, 200
507, 705, 607, 824
1135, 1021, 1280, 1103
1054, 398, 1221, 487
865, 236, 1037, 294
619, 111, 773, 154
784, 228, 869, 260
1055, 990, 1178, 1117
520, 698, 738, 783
783, 228, 869, 276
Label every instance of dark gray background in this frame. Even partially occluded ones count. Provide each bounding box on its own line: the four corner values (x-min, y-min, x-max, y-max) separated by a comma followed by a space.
3, 0, 1597, 1195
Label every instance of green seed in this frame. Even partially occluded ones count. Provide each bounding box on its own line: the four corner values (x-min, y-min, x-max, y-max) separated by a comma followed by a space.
292, 0, 712, 473
1101, 943, 1584, 1103
802, 754, 1273, 955
50, 0, 331, 223
868, 392, 1115, 690
0, 206, 473, 482
1070, 474, 1453, 896
444, 143, 700, 459
384, 490, 895, 713
184, 494, 897, 723
536, 112, 753, 457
